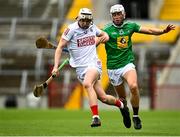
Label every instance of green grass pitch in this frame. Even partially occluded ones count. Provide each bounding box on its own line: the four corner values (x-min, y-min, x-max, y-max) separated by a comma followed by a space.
0, 109, 180, 136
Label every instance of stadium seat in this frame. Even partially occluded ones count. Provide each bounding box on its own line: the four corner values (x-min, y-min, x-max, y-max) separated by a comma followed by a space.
159, 0, 180, 21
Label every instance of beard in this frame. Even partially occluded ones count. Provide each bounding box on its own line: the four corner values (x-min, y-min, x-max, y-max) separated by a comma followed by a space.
78, 22, 90, 29
81, 25, 89, 29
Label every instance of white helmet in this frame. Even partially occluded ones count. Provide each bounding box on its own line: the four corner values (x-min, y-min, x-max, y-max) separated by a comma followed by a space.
77, 8, 93, 20
110, 4, 125, 14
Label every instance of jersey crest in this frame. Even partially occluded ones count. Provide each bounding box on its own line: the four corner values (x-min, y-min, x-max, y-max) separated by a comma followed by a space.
119, 29, 124, 35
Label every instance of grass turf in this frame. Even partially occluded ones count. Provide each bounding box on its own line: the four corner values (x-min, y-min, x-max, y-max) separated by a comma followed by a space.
0, 109, 180, 136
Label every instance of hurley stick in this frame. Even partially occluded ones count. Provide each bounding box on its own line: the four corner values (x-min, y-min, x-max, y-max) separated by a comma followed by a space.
36, 37, 57, 49
33, 58, 69, 97
35, 37, 69, 52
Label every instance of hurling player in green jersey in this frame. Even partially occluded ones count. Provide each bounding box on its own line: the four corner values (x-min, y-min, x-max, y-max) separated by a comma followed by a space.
97, 4, 175, 130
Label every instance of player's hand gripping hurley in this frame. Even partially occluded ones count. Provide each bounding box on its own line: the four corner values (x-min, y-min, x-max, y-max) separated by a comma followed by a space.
33, 58, 69, 97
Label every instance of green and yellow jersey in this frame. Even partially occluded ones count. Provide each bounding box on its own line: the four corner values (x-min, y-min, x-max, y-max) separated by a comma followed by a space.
103, 21, 140, 69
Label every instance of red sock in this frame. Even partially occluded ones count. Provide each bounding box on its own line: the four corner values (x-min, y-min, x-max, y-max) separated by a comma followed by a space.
115, 99, 123, 108
90, 105, 98, 116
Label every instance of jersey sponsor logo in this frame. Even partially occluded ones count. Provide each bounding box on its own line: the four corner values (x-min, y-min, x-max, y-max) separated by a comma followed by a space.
77, 36, 95, 47
117, 36, 129, 48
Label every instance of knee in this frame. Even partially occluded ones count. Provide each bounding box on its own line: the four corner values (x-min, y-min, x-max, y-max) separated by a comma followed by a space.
98, 95, 107, 103
129, 83, 139, 95
82, 81, 92, 89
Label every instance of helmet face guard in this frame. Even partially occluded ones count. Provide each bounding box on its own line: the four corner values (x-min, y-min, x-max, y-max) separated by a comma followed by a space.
76, 8, 93, 21
110, 4, 125, 26
78, 14, 93, 20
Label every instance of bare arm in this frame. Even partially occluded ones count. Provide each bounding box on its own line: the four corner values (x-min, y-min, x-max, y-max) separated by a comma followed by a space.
52, 37, 68, 75
139, 24, 175, 35
96, 31, 109, 46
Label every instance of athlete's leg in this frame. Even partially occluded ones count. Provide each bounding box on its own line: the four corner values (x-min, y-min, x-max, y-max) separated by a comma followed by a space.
114, 82, 126, 99
107, 68, 131, 128
82, 68, 101, 127
114, 83, 131, 128
83, 68, 99, 106
123, 69, 142, 129
94, 80, 123, 108
123, 69, 139, 110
